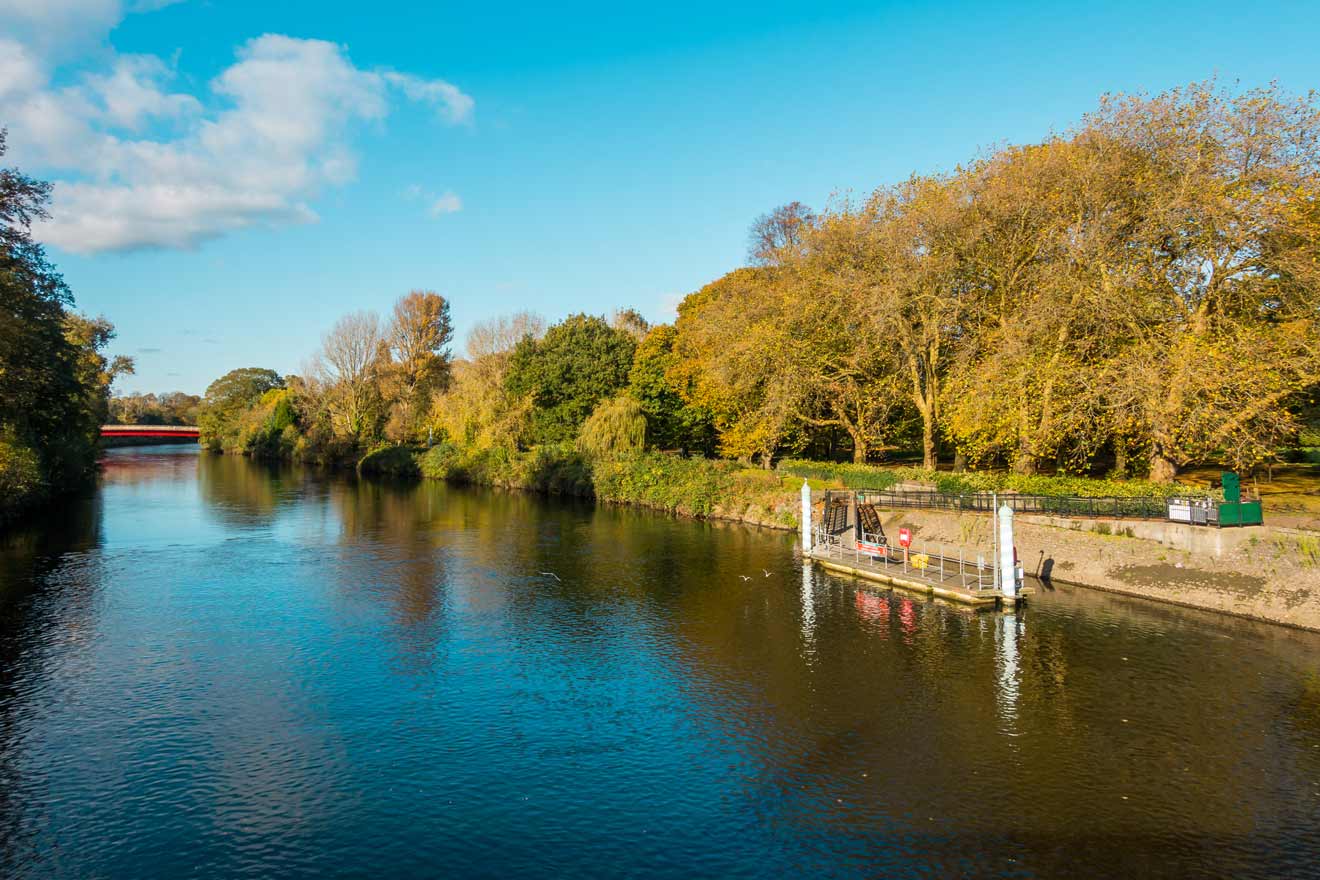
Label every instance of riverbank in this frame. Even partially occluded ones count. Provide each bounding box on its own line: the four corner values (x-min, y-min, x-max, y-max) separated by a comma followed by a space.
869, 507, 1320, 632
404, 443, 803, 528
289, 443, 1320, 631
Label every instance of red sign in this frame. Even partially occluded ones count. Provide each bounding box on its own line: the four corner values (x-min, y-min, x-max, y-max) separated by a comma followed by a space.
898, 528, 912, 548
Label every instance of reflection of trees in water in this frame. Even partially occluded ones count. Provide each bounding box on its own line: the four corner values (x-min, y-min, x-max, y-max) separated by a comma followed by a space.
501, 502, 1320, 874
326, 477, 456, 678
196, 452, 306, 528
99, 446, 200, 489
0, 493, 103, 870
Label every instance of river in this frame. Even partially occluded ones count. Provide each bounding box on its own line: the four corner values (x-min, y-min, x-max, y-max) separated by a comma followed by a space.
1, 446, 1318, 878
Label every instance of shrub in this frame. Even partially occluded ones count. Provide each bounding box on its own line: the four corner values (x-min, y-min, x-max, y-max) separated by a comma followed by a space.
358, 444, 422, 478
0, 431, 44, 523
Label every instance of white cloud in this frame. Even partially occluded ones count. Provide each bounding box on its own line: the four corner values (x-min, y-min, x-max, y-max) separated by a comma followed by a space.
0, 2, 474, 253
0, 0, 125, 57
403, 183, 463, 217
382, 72, 474, 125
83, 53, 200, 129
429, 191, 462, 216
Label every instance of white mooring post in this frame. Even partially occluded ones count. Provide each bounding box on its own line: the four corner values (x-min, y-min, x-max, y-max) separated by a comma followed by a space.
801, 480, 812, 555
998, 503, 1017, 602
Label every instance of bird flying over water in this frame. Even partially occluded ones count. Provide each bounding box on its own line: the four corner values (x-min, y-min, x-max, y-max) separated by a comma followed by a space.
762, 569, 772, 577
739, 575, 752, 581
540, 572, 561, 582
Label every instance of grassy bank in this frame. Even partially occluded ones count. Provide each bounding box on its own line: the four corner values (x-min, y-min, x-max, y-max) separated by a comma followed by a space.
411, 443, 802, 527
356, 444, 1229, 532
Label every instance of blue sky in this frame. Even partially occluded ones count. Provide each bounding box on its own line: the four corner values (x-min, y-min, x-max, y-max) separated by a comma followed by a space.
4, 0, 1319, 395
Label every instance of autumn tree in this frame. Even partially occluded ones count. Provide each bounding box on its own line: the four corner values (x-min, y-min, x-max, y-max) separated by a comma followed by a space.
669, 268, 804, 466
784, 208, 919, 462
837, 176, 979, 470
609, 308, 650, 341
382, 290, 453, 441
748, 201, 815, 265
198, 367, 284, 451
1087, 82, 1320, 480
316, 311, 386, 443
429, 311, 546, 449
941, 133, 1149, 473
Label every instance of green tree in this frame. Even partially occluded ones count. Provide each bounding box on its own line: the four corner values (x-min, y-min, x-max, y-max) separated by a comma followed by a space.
505, 314, 637, 444
198, 367, 284, 451
0, 129, 126, 519
627, 324, 715, 453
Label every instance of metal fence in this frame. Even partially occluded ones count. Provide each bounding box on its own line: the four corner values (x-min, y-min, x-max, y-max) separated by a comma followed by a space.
836, 489, 1210, 521
811, 521, 1001, 594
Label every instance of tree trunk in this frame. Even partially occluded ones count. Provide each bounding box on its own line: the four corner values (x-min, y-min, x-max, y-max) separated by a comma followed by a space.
1113, 444, 1128, 478
851, 434, 867, 464
1013, 452, 1039, 476
1148, 452, 1178, 483
921, 415, 936, 470
953, 451, 966, 473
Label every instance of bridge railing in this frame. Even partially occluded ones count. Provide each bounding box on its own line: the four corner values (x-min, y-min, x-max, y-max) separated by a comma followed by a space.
101, 425, 199, 434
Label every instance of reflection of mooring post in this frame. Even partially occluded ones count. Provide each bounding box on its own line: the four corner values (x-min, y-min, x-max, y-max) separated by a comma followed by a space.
801, 560, 816, 643
996, 613, 1021, 728
998, 503, 1017, 603
801, 480, 812, 555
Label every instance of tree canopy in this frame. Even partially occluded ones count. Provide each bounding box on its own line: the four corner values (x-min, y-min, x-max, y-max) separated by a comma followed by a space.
0, 130, 128, 521
504, 313, 637, 444
195, 81, 1320, 485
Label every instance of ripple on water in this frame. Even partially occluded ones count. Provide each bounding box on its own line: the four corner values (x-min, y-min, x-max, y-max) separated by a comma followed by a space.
0, 448, 1318, 877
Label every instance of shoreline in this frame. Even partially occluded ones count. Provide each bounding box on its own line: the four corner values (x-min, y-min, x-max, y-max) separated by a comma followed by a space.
207, 446, 1320, 633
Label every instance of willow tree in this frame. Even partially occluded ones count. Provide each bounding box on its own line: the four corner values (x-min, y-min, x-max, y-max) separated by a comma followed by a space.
430, 311, 545, 449
1088, 82, 1320, 480
577, 394, 647, 458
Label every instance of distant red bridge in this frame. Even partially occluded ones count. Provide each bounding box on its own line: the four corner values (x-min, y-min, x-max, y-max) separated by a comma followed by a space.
101, 425, 200, 446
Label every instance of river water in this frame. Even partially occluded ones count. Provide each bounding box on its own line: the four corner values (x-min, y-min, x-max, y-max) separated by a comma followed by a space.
1, 446, 1318, 878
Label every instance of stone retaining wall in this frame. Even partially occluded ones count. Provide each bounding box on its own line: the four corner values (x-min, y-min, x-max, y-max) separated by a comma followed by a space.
871, 507, 1320, 631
